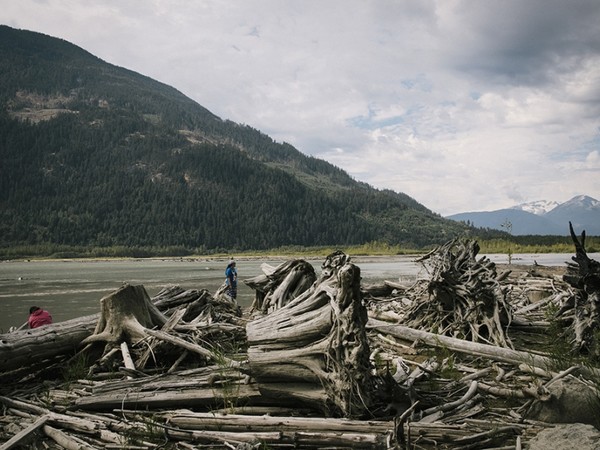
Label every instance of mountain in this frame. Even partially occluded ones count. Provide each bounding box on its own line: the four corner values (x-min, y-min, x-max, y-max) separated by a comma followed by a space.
446, 209, 566, 236
447, 195, 600, 236
545, 195, 600, 235
0, 25, 475, 254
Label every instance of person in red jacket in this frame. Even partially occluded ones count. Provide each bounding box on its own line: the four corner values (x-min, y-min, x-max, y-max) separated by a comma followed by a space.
28, 306, 53, 328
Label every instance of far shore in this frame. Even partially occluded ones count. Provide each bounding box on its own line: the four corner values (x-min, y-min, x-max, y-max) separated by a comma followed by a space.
0, 249, 582, 265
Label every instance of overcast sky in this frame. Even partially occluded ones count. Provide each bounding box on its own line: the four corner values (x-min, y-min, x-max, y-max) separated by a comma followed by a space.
2, 1, 599, 215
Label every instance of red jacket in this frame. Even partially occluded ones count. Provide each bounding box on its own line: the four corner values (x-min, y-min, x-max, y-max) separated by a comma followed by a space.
28, 309, 53, 328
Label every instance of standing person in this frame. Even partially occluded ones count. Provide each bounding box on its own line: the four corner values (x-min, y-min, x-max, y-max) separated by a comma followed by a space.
28, 306, 53, 329
225, 260, 238, 300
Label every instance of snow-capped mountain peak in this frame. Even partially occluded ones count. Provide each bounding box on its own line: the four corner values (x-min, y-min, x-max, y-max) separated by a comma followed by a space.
510, 200, 560, 216
559, 195, 600, 211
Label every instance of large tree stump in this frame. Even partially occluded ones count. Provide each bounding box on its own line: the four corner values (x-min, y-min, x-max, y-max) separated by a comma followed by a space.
81, 284, 167, 345
246, 251, 374, 418
81, 284, 241, 373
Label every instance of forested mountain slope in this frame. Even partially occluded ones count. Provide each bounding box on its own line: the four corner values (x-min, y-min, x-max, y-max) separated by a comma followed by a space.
0, 25, 473, 253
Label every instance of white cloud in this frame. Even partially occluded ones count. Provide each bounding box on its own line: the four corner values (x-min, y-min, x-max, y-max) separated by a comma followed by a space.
1, 0, 599, 215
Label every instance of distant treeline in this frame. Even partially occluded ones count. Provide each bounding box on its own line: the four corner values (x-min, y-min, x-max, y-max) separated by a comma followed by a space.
478, 236, 598, 255
1, 235, 595, 261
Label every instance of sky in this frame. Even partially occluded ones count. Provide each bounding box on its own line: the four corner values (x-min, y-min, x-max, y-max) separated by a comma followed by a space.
2, 1, 599, 216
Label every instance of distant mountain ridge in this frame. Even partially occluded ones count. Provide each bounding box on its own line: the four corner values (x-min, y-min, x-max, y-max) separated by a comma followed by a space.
447, 195, 600, 236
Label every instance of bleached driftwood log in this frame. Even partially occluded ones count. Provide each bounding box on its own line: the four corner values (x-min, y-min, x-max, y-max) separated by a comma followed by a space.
246, 251, 374, 417
0, 315, 97, 379
165, 427, 389, 449
161, 410, 393, 433
161, 410, 394, 449
74, 366, 257, 410
369, 317, 547, 365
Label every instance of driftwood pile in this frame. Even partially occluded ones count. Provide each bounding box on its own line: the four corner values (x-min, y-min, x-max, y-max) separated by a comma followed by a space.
367, 239, 513, 348
556, 222, 600, 359
1, 231, 600, 449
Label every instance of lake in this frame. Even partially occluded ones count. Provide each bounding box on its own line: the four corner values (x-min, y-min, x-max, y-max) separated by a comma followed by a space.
0, 252, 596, 333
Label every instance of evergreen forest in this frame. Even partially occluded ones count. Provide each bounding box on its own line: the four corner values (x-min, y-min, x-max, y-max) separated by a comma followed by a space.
0, 25, 491, 257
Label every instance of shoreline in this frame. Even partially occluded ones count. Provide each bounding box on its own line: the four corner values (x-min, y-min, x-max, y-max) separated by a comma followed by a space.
0, 250, 582, 265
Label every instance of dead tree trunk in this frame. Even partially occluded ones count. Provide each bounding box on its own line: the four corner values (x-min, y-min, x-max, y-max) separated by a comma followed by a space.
246, 251, 374, 418
558, 222, 600, 357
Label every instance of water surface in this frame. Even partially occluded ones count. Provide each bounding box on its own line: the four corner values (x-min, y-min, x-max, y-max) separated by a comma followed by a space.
1, 253, 594, 333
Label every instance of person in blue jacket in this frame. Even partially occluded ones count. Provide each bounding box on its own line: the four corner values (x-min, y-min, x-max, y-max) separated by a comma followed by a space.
225, 260, 237, 300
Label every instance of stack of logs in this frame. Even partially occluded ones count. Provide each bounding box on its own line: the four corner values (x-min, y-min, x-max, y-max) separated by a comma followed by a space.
1, 229, 600, 449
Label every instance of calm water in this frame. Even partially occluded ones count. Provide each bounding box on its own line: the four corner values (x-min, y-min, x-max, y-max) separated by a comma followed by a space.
0, 253, 595, 333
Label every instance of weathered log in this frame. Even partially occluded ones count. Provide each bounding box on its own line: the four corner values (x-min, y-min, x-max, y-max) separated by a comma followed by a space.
162, 411, 394, 448
75, 382, 262, 411
370, 319, 551, 370
0, 315, 98, 380
162, 410, 394, 434
246, 251, 374, 418
70, 366, 263, 412
166, 427, 389, 449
